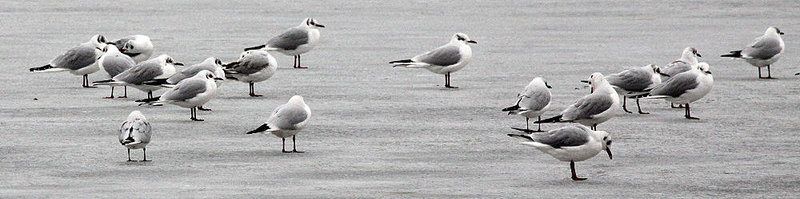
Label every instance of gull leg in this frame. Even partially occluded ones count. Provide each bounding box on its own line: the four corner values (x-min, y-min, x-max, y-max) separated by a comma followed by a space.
536, 116, 543, 132
525, 117, 530, 131
191, 107, 204, 121
82, 74, 96, 88
292, 135, 304, 153
622, 97, 632, 113
591, 124, 597, 131
282, 138, 290, 153
444, 73, 458, 88
570, 161, 587, 181
142, 148, 149, 162
127, 149, 132, 162
119, 86, 128, 98
636, 98, 649, 114
249, 82, 262, 97
104, 87, 115, 99
766, 65, 775, 79
758, 67, 764, 79
685, 103, 699, 120
296, 55, 308, 69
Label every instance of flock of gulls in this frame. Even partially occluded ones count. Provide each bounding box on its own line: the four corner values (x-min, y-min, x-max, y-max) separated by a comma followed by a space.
27, 17, 786, 181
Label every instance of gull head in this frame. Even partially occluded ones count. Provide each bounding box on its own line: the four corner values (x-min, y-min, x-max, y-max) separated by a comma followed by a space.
452, 33, 477, 44
681, 47, 701, 64
595, 130, 612, 160
303, 18, 325, 29
289, 95, 306, 105
533, 77, 552, 89
90, 34, 108, 49
767, 26, 784, 35
101, 43, 120, 54
695, 62, 711, 75
194, 70, 224, 81
161, 55, 184, 66
587, 72, 606, 85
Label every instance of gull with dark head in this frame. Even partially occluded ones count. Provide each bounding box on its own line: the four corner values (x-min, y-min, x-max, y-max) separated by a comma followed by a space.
139, 70, 223, 121
223, 50, 277, 97
29, 34, 107, 88
112, 35, 154, 63
390, 33, 476, 89
93, 54, 182, 100
119, 110, 152, 162
244, 18, 323, 69
507, 125, 612, 181
645, 63, 713, 119
721, 27, 784, 79
604, 64, 667, 114
503, 77, 552, 132
98, 43, 135, 98
536, 73, 620, 131
246, 95, 311, 153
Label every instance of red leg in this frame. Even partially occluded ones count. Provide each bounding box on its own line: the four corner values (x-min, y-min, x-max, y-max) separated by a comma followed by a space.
570, 161, 587, 181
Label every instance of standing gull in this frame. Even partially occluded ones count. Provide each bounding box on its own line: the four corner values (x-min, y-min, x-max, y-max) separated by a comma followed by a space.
721, 27, 784, 79
245, 18, 324, 69
390, 33, 476, 88
645, 63, 713, 119
604, 64, 668, 114
503, 77, 552, 132
246, 95, 311, 153
112, 35, 154, 63
119, 110, 152, 162
223, 50, 277, 97
143, 57, 226, 111
535, 73, 620, 131
98, 44, 135, 98
93, 55, 182, 100
139, 71, 223, 121
507, 125, 612, 181
29, 35, 107, 88
661, 47, 702, 108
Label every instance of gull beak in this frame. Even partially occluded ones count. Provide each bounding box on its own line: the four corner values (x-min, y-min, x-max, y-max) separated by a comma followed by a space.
214, 77, 224, 81
315, 24, 325, 28
696, 53, 702, 57
779, 31, 785, 35
467, 40, 477, 44
605, 148, 613, 160
705, 71, 712, 74
545, 83, 552, 89
658, 72, 671, 77
174, 62, 184, 66
580, 80, 590, 84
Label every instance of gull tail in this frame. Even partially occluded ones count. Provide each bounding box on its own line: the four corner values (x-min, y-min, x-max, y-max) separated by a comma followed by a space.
29, 65, 68, 73
243, 44, 266, 51
507, 133, 534, 141
92, 79, 125, 86
534, 115, 563, 124
502, 98, 524, 114
120, 137, 138, 145
137, 96, 162, 106
390, 59, 429, 68
642, 95, 669, 100
246, 123, 270, 134
721, 50, 742, 58
222, 68, 240, 80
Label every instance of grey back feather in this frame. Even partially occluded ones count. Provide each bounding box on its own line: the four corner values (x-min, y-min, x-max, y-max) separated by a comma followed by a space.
743, 36, 783, 60
168, 62, 216, 84
650, 71, 699, 97
114, 62, 163, 84
226, 53, 270, 75
562, 94, 614, 120
162, 79, 207, 101
268, 103, 309, 130
531, 126, 590, 148
51, 43, 98, 70
414, 45, 461, 66
606, 68, 653, 92
267, 27, 309, 50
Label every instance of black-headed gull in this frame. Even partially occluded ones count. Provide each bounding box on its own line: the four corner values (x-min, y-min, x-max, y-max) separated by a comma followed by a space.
390, 33, 476, 89
536, 73, 620, 130
503, 77, 552, 132
112, 35, 154, 64
246, 95, 311, 153
645, 63, 713, 119
245, 18, 323, 69
93, 55, 183, 100
119, 110, 152, 162
721, 27, 784, 79
508, 125, 612, 181
98, 44, 135, 98
29, 35, 107, 88
223, 50, 277, 97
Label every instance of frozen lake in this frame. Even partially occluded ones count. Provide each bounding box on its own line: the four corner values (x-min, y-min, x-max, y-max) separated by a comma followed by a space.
1, 0, 799, 197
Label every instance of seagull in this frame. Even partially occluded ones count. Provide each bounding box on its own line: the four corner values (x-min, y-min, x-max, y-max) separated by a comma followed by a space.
223, 50, 277, 97
93, 54, 182, 100
661, 47, 702, 108
604, 64, 668, 114
390, 33, 476, 88
507, 125, 612, 181
98, 43, 136, 98
644, 63, 713, 119
119, 110, 152, 162
246, 95, 311, 153
503, 77, 552, 132
244, 18, 324, 69
535, 73, 620, 131
142, 57, 225, 111
139, 70, 223, 121
112, 35, 154, 63
721, 27, 784, 79
29, 34, 107, 88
